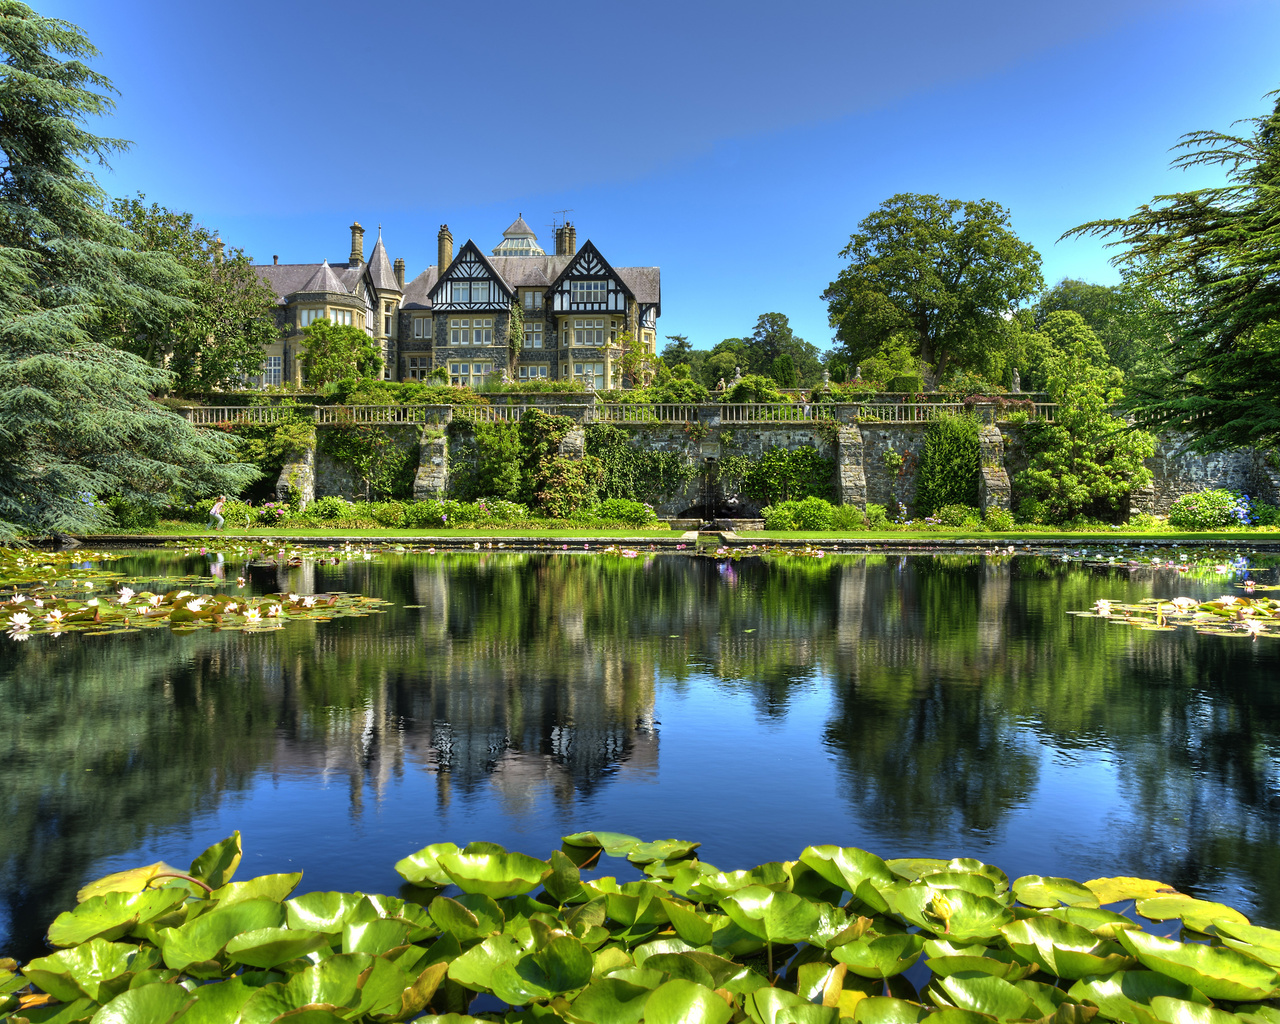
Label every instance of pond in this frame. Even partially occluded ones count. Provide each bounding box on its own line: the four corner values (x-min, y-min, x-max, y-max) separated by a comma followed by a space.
3, 547, 1279, 963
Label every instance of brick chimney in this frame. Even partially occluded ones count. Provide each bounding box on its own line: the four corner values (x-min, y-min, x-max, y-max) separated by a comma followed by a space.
349, 221, 364, 266
272, 255, 279, 265
394, 257, 405, 289
438, 225, 453, 276
555, 226, 565, 256
564, 223, 576, 256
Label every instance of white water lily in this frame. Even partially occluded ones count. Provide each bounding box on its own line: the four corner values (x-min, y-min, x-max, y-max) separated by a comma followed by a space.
236, 576, 246, 587
1094, 599, 1113, 617
6, 628, 31, 641
175, 590, 192, 599
148, 594, 163, 607
117, 587, 135, 604
223, 602, 238, 613
8, 595, 25, 605
1170, 597, 1197, 612
82, 581, 93, 590
186, 597, 208, 612
8, 611, 31, 630
1219, 596, 1238, 606
265, 604, 283, 618
86, 598, 98, 607
300, 596, 316, 608
287, 593, 298, 602
32, 599, 43, 608
243, 607, 262, 623
44, 608, 64, 624
1243, 620, 1266, 638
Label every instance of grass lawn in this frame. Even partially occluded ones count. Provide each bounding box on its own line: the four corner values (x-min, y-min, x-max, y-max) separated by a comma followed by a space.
85, 524, 688, 541
733, 529, 1280, 544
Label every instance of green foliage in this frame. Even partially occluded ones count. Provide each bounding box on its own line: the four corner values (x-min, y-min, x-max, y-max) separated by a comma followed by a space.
764, 496, 837, 530
103, 495, 159, 530
916, 412, 981, 515
723, 374, 786, 404
888, 374, 922, 393
770, 352, 799, 388
1256, 502, 1280, 527
19, 831, 1280, 1024
824, 194, 1044, 384
1015, 314, 1155, 523
334, 379, 489, 405
863, 503, 890, 528
448, 421, 523, 501
742, 446, 835, 505
0, 4, 258, 538
576, 498, 659, 527
301, 318, 382, 386
585, 424, 698, 501
1066, 90, 1280, 450
983, 505, 1015, 531
932, 503, 982, 528
103, 195, 281, 394
317, 421, 415, 500
223, 403, 315, 498
1167, 489, 1257, 530
534, 456, 604, 519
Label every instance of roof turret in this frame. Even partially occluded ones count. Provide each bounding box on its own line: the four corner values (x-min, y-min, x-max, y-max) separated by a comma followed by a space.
299, 259, 349, 294
367, 227, 401, 292
492, 213, 545, 257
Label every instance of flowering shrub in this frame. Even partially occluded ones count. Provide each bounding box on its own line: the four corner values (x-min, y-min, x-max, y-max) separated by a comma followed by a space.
581, 499, 659, 527
1167, 489, 1257, 530
934, 503, 982, 529
255, 502, 292, 527
983, 506, 1015, 531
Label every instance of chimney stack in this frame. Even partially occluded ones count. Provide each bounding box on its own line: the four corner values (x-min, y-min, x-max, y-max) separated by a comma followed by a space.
438, 225, 453, 276
554, 227, 564, 256
393, 257, 405, 290
272, 254, 279, 265
349, 221, 364, 266
564, 223, 577, 256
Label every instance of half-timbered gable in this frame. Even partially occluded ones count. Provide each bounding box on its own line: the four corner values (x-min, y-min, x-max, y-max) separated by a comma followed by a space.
430, 241, 514, 311
546, 241, 634, 314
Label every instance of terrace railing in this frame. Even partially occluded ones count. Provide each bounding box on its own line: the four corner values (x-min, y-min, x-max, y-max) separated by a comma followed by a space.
180, 399, 1056, 428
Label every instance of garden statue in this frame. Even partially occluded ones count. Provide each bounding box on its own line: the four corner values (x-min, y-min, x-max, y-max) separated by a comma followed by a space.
733, 366, 742, 382
822, 370, 831, 386
1011, 367, 1021, 393
855, 365, 862, 381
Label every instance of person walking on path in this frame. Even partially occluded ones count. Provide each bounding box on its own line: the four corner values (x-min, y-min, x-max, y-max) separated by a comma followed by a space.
208, 495, 226, 531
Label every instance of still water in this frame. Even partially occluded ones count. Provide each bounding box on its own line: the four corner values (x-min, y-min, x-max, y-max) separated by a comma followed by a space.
3, 548, 1279, 961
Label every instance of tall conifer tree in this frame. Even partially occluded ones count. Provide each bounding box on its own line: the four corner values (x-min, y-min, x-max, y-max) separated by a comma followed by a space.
0, 2, 255, 537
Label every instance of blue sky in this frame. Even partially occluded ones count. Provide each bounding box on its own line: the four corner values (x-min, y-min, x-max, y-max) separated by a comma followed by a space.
43, 0, 1280, 353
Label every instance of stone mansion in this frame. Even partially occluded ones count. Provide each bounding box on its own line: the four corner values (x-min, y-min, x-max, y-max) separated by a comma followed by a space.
252, 217, 661, 391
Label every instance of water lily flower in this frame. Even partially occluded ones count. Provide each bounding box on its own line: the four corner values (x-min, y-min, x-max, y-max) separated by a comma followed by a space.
147, 594, 163, 607
622, 549, 639, 558
363, 552, 372, 560
8, 612, 32, 630
243, 607, 262, 623
1094, 599, 1113, 617
32, 599, 43, 608
287, 593, 299, 603
175, 590, 192, 599
1243, 620, 1265, 639
301, 596, 316, 608
86, 598, 98, 607
1219, 596, 1238, 606
186, 597, 208, 612
82, 581, 93, 590
6, 628, 31, 641
427, 547, 436, 554
236, 576, 246, 587
44, 609, 64, 624
9, 595, 25, 605
1245, 580, 1257, 592
117, 587, 135, 604
223, 602, 238, 613
1170, 597, 1197, 612
265, 604, 283, 617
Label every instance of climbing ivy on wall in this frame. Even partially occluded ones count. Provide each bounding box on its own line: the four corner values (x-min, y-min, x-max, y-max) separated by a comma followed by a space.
584, 424, 698, 501
446, 420, 523, 501
317, 420, 416, 500
915, 411, 981, 515
220, 403, 315, 501
740, 445, 835, 504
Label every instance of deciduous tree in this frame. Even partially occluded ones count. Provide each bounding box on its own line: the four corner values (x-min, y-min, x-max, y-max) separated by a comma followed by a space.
824, 194, 1043, 386
300, 318, 382, 386
101, 195, 279, 394
0, 1, 255, 538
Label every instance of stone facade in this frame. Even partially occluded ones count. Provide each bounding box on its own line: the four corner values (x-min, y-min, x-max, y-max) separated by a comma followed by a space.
291, 413, 1280, 517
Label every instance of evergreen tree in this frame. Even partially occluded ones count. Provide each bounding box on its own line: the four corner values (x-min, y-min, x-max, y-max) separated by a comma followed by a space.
0, 2, 256, 538
1066, 89, 1280, 450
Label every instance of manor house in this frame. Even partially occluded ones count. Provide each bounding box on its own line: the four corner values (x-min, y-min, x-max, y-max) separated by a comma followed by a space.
252, 217, 661, 390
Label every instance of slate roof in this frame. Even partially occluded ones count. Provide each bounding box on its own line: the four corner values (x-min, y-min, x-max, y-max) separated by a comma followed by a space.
299, 260, 350, 294
366, 231, 401, 293
502, 214, 537, 239
401, 267, 439, 310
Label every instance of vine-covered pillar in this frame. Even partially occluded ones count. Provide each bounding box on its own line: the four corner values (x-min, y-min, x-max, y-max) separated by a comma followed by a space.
275, 446, 315, 508
977, 424, 1011, 513
414, 428, 448, 500
558, 427, 586, 459
836, 426, 867, 507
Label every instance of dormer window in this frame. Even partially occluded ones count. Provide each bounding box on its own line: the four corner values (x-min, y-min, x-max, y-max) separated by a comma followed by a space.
472, 281, 490, 303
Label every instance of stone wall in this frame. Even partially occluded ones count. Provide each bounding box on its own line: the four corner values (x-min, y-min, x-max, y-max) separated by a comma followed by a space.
295, 417, 1280, 517
313, 424, 423, 500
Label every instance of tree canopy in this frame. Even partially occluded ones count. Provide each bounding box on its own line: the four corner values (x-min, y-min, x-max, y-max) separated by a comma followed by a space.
1065, 89, 1280, 451
0, 1, 255, 537
102, 195, 280, 394
823, 194, 1043, 386
300, 317, 382, 386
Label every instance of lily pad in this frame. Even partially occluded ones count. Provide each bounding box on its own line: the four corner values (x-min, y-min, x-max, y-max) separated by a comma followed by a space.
647, 979, 735, 1024
1115, 929, 1280, 1001
436, 851, 552, 899
1013, 876, 1101, 909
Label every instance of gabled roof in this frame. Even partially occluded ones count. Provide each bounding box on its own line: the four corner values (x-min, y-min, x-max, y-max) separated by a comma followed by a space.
617, 266, 661, 308
430, 240, 516, 304
367, 230, 401, 293
546, 240, 634, 300
299, 260, 350, 295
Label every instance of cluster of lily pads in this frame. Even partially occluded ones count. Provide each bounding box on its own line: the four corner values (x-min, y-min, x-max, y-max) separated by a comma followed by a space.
8, 831, 1280, 1024
1, 585, 389, 641
1073, 592, 1280, 641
